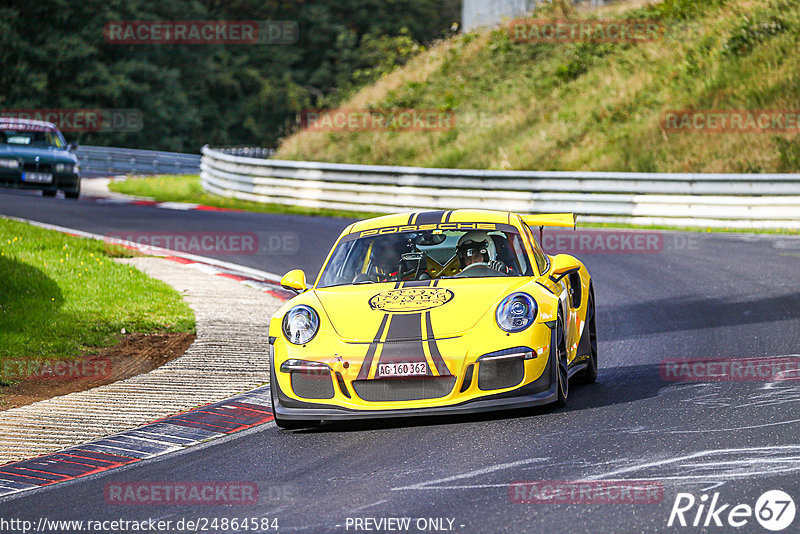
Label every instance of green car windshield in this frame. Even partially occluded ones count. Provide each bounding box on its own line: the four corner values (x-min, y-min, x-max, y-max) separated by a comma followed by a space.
318, 226, 534, 288
0, 128, 66, 149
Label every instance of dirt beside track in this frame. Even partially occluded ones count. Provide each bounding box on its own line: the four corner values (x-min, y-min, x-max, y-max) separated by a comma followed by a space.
0, 332, 195, 411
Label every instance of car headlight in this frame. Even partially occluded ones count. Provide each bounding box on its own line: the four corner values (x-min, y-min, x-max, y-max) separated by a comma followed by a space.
496, 293, 538, 333
0, 159, 20, 169
282, 305, 320, 344
55, 163, 73, 173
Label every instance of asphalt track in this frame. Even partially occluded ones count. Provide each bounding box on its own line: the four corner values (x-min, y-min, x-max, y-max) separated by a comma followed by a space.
2, 186, 800, 533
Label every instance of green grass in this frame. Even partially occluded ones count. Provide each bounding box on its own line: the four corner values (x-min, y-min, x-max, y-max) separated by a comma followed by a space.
276, 0, 800, 173
0, 218, 195, 369
108, 175, 381, 220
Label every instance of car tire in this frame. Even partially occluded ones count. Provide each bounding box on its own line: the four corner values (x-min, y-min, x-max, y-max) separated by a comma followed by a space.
553, 314, 569, 407
576, 286, 598, 385
42, 190, 56, 197
65, 180, 80, 199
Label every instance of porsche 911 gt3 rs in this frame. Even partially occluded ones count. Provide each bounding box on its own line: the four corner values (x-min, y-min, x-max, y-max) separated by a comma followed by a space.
269, 209, 597, 428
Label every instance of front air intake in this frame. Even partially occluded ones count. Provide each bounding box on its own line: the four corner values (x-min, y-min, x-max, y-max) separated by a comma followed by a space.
352, 377, 457, 402
290, 370, 335, 400
477, 358, 524, 391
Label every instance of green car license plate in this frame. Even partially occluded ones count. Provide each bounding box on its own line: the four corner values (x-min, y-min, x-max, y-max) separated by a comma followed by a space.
22, 172, 53, 184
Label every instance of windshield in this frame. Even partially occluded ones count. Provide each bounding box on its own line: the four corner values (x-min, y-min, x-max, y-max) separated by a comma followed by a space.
318, 224, 533, 288
0, 128, 65, 148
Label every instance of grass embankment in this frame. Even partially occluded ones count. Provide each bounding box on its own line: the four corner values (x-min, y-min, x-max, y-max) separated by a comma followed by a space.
108, 174, 380, 219
0, 218, 195, 385
277, 0, 800, 173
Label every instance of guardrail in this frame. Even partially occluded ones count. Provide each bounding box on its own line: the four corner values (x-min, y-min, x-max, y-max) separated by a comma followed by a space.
212, 146, 276, 159
76, 146, 201, 177
200, 146, 800, 229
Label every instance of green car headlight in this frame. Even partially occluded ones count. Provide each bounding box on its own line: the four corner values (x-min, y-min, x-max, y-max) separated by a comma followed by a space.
0, 159, 20, 169
55, 163, 73, 173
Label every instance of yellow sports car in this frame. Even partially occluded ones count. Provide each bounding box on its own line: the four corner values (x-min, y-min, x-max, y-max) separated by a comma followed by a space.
269, 209, 597, 428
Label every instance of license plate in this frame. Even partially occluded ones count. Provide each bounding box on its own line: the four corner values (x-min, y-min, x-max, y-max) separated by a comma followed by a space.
376, 362, 428, 377
23, 172, 53, 184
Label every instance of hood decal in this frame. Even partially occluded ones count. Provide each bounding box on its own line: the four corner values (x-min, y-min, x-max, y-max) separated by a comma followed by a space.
356, 280, 452, 380
368, 287, 454, 314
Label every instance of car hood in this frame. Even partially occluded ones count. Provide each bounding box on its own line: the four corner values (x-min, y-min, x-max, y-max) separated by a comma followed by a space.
314, 278, 530, 342
0, 145, 76, 163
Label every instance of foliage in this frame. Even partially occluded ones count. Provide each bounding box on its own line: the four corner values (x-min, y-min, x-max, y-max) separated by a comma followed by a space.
0, 0, 459, 152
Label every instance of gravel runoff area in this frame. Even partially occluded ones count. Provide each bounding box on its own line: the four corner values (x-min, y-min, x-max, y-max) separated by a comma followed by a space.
0, 257, 284, 464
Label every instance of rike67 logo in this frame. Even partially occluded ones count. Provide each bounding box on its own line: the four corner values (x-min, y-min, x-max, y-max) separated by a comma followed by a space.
668, 490, 796, 531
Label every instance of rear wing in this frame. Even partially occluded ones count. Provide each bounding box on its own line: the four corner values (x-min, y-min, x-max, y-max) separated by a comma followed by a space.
521, 213, 577, 230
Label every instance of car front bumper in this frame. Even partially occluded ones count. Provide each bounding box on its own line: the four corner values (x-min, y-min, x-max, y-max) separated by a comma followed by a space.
270, 346, 557, 421
0, 170, 80, 192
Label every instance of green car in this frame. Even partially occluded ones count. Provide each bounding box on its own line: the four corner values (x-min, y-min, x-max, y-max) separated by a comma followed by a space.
0, 118, 81, 199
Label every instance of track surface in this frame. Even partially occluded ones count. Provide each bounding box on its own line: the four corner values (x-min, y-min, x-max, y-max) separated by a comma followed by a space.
2, 187, 800, 533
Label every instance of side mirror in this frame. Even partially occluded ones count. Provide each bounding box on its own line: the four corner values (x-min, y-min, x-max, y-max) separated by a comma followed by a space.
67, 141, 78, 152
549, 254, 581, 283
280, 269, 307, 293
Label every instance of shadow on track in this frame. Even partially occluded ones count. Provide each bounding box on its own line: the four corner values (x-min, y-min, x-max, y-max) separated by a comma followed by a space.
599, 293, 800, 341
282, 363, 667, 434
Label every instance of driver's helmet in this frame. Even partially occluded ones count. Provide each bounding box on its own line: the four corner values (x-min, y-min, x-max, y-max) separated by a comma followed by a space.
456, 231, 496, 268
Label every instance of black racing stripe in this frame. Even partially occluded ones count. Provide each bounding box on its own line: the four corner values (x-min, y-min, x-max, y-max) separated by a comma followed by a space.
382, 313, 422, 342
425, 311, 451, 376
443, 210, 454, 223
357, 314, 390, 380
376, 313, 428, 368
406, 213, 417, 225
414, 210, 446, 225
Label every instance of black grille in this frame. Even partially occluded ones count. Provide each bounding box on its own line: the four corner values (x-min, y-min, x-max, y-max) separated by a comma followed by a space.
290, 370, 334, 400
478, 358, 524, 391
352, 376, 457, 402
22, 162, 52, 173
